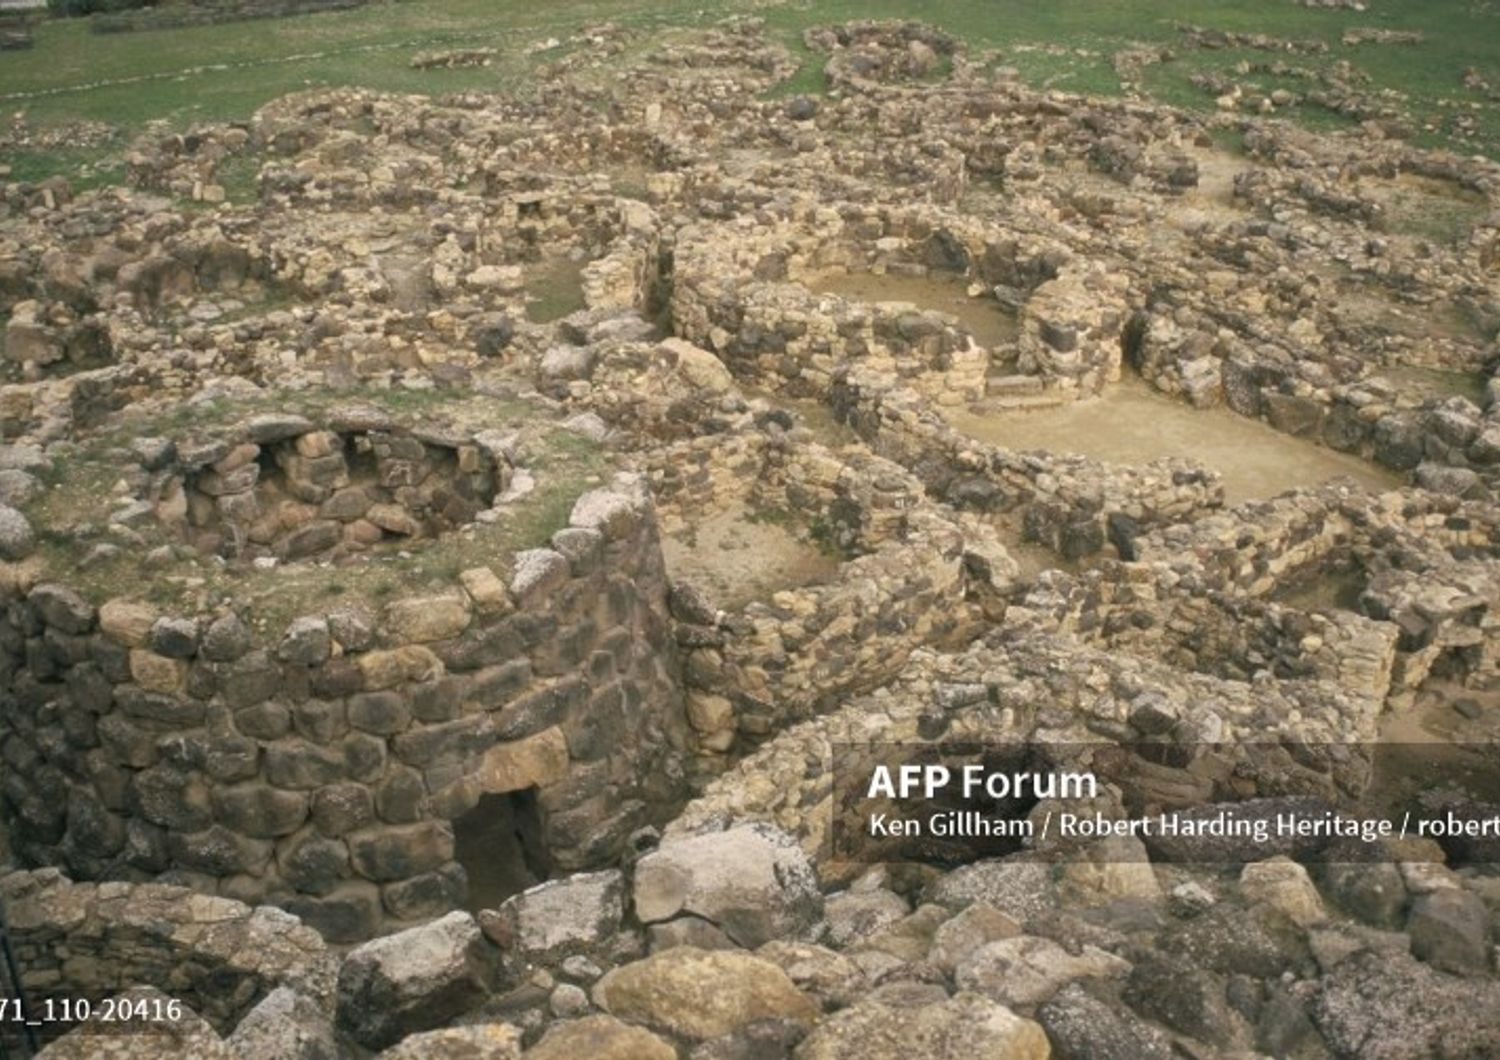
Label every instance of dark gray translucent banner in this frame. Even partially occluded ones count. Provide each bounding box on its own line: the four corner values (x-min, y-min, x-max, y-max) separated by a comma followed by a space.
828, 741, 1500, 865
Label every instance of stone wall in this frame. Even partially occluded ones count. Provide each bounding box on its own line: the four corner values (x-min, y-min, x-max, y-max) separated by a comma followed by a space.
831, 369, 1224, 559
645, 427, 995, 750
1015, 485, 1500, 712
0, 473, 692, 941
667, 630, 1380, 878
151, 413, 512, 564
670, 201, 1130, 403
0, 868, 336, 1033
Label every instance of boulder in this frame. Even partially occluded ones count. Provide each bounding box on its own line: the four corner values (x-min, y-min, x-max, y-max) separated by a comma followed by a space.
478, 870, 624, 960
927, 902, 1021, 973
756, 941, 867, 1009
592, 947, 819, 1041
0, 503, 34, 560
225, 987, 340, 1060
633, 824, 822, 948
376, 1023, 520, 1059
384, 592, 471, 643
539, 345, 596, 382
29, 583, 93, 633
1313, 949, 1500, 1058
660, 337, 734, 392
1122, 953, 1237, 1046
527, 1014, 675, 1060
823, 888, 909, 948
1037, 982, 1176, 1060
1240, 856, 1326, 927
1406, 887, 1491, 975
955, 934, 1130, 1008
509, 548, 571, 605
1161, 901, 1314, 978
925, 856, 1057, 927
336, 911, 496, 1050
793, 992, 1048, 1060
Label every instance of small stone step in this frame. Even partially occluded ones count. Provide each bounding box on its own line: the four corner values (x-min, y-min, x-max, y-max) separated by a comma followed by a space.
985, 373, 1045, 396
992, 393, 1070, 411
970, 392, 1072, 414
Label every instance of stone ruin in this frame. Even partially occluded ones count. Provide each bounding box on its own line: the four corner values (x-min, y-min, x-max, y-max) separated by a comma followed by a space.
1, 12, 1499, 1060
1, 431, 692, 943
161, 414, 511, 563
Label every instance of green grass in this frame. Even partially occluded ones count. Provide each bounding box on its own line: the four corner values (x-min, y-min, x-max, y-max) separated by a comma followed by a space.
524, 257, 588, 324
2, 0, 1497, 182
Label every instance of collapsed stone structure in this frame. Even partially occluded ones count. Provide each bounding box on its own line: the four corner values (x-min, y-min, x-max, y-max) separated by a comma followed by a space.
2, 11, 1499, 1060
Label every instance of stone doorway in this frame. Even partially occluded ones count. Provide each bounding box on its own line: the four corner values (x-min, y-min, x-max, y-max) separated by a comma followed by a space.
452, 789, 553, 913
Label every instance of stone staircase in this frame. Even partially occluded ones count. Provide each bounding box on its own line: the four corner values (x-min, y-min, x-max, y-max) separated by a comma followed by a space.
984, 372, 1070, 411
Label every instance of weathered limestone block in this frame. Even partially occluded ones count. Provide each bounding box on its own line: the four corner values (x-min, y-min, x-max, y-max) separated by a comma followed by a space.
385, 592, 472, 643
0, 503, 35, 561
1406, 888, 1492, 976
129, 649, 188, 693
632, 824, 822, 948
459, 567, 511, 613
376, 1023, 520, 1060
99, 599, 158, 647
225, 986, 340, 1060
357, 644, 442, 690
1240, 856, 1326, 927
795, 992, 1048, 1060
659, 336, 735, 392
211, 783, 309, 839
478, 726, 569, 793
955, 934, 1131, 1008
592, 947, 818, 1041
367, 503, 421, 536
279, 616, 332, 665
335, 911, 496, 1051
479, 870, 624, 959
30, 583, 94, 634
510, 549, 571, 607
526, 1015, 673, 1060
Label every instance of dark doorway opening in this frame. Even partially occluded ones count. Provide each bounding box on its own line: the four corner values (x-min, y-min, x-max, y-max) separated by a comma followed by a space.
452, 788, 553, 912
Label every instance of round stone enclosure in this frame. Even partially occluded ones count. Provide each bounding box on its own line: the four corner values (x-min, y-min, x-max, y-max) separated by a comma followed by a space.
160, 414, 512, 564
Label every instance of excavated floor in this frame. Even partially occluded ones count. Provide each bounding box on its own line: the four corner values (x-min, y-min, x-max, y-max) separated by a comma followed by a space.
948, 375, 1401, 504
808, 269, 1020, 349
525, 256, 589, 323
661, 502, 841, 610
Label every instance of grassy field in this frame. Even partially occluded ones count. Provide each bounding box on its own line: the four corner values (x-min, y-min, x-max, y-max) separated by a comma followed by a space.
0, 0, 1496, 184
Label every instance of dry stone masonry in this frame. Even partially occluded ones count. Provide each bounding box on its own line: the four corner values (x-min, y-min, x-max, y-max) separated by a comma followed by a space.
1, 11, 1499, 1060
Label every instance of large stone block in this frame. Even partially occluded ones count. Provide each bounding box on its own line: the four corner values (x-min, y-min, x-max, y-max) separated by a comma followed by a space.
797, 992, 1049, 1060
357, 644, 442, 691
29, 584, 94, 634
478, 870, 623, 959
335, 910, 496, 1050
348, 822, 453, 882
98, 599, 158, 647
212, 783, 310, 839
225, 986, 340, 1060
478, 726, 569, 794
526, 1015, 673, 1060
632, 824, 822, 948
592, 947, 817, 1041
385, 592, 472, 643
